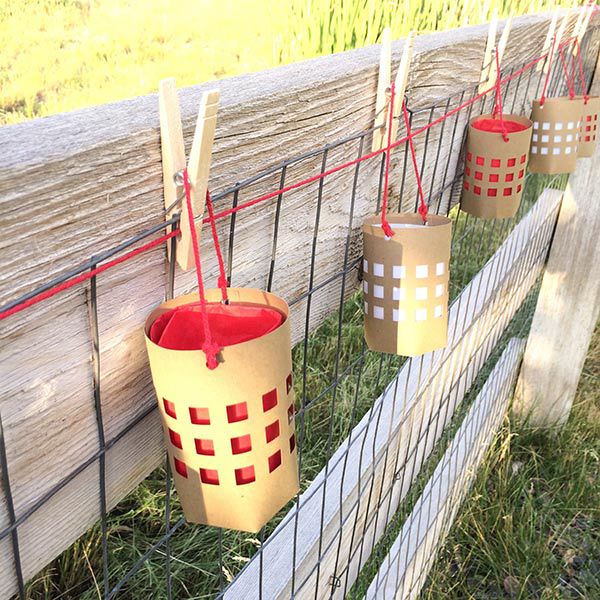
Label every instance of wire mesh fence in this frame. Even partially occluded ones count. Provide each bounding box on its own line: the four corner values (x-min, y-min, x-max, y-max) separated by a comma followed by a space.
0, 20, 599, 600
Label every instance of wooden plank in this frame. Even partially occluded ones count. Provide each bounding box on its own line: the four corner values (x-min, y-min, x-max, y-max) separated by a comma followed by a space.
0, 11, 591, 595
514, 59, 600, 427
222, 189, 563, 599
365, 338, 526, 600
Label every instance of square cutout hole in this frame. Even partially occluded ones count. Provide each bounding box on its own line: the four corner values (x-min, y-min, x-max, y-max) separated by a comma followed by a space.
227, 402, 249, 423
189, 407, 210, 425
200, 468, 220, 485
195, 438, 215, 456
235, 465, 256, 485
231, 434, 252, 455
265, 420, 280, 443
262, 388, 278, 412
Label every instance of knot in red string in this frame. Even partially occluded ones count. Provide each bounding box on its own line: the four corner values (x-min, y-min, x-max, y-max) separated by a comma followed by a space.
381, 220, 394, 238
202, 341, 221, 370
418, 202, 428, 224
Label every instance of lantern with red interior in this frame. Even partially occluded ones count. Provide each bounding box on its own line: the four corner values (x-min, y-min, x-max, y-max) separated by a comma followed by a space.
144, 288, 299, 532
461, 114, 533, 219
578, 96, 600, 157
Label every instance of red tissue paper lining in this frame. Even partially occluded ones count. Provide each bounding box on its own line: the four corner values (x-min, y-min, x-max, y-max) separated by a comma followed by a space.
472, 118, 529, 133
149, 302, 285, 350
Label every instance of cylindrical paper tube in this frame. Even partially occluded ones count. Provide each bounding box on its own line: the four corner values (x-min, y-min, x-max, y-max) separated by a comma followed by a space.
529, 97, 584, 173
145, 288, 299, 532
460, 114, 532, 219
577, 96, 600, 158
362, 213, 452, 357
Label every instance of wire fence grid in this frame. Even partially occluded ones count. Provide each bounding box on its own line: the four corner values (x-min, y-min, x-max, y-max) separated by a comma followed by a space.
0, 22, 599, 600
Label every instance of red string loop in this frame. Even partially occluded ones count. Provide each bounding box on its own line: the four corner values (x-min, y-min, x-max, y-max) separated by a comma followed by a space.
380, 83, 396, 238
558, 45, 576, 99
401, 100, 428, 224
492, 49, 509, 142
574, 39, 590, 103
540, 34, 557, 106
205, 189, 229, 303
182, 168, 221, 369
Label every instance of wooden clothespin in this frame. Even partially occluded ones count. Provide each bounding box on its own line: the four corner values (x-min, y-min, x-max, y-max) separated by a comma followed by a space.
479, 12, 512, 93
570, 0, 587, 53
159, 78, 220, 270
573, 0, 595, 55
554, 5, 572, 57
372, 30, 415, 151
537, 8, 559, 73
493, 15, 512, 87
478, 9, 498, 94
372, 28, 392, 152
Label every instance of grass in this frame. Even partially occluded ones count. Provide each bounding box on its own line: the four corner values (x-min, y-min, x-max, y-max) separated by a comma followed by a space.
0, 0, 573, 124
421, 323, 600, 599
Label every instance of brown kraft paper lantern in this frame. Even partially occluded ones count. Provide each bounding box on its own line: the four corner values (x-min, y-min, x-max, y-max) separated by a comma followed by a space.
144, 288, 299, 532
461, 114, 532, 219
362, 213, 452, 357
529, 97, 584, 174
578, 96, 600, 157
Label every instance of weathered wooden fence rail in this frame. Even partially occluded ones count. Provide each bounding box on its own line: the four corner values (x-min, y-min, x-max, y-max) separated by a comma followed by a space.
0, 8, 598, 599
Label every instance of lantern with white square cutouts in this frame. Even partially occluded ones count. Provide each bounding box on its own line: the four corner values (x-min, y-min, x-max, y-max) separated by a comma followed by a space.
461, 114, 532, 219
362, 213, 452, 357
577, 96, 600, 157
144, 288, 299, 533
529, 97, 584, 173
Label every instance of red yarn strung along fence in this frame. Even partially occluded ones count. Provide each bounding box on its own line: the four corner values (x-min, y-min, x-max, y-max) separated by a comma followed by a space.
0, 34, 583, 322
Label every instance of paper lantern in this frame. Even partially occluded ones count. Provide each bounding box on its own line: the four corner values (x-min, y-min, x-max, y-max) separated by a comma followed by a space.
577, 96, 600, 158
144, 288, 299, 532
460, 114, 532, 219
529, 97, 584, 174
362, 213, 452, 357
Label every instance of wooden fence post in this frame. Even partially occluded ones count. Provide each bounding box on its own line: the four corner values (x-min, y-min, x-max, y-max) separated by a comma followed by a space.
515, 126, 600, 427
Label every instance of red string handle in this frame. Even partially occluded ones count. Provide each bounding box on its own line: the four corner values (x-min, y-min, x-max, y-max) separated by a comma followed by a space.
380, 83, 396, 238
540, 34, 557, 106
492, 48, 509, 142
558, 44, 576, 99
182, 168, 221, 369
574, 39, 590, 103
205, 190, 229, 303
401, 100, 428, 224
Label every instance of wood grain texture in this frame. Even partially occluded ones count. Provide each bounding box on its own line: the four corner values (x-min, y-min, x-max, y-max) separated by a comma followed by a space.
515, 64, 600, 427
365, 338, 526, 600
222, 189, 563, 599
0, 11, 590, 597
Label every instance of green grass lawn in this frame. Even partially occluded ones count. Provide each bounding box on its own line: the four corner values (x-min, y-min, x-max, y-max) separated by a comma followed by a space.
422, 323, 600, 599
1, 0, 572, 124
